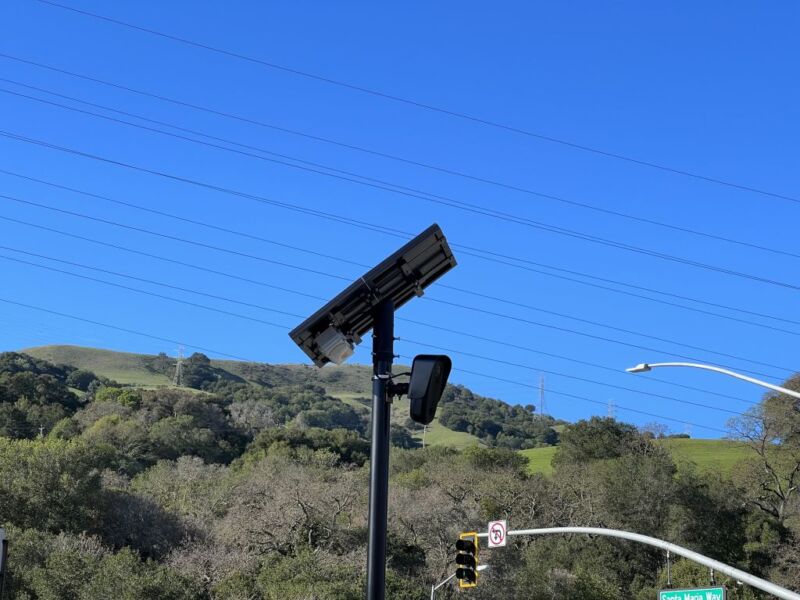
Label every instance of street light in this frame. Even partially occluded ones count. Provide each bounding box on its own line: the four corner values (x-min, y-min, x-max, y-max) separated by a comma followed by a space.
431, 565, 488, 600
289, 224, 457, 600
626, 362, 800, 401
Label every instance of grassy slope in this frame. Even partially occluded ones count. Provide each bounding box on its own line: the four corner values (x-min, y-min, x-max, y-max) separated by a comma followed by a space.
22, 345, 484, 449
519, 446, 557, 476
658, 438, 751, 474
23, 345, 172, 386
521, 439, 751, 477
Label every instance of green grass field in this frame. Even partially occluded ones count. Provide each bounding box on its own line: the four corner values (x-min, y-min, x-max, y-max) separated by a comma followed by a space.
658, 438, 751, 474
519, 446, 557, 476
521, 438, 751, 477
23, 345, 173, 386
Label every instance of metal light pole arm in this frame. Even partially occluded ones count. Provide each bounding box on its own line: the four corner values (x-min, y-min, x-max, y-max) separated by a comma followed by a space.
430, 574, 455, 600
640, 362, 800, 400
476, 527, 800, 600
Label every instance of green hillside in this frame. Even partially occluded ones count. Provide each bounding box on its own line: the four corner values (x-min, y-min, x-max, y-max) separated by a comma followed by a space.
519, 446, 557, 476
23, 345, 173, 386
22, 345, 487, 449
521, 438, 750, 477
658, 437, 751, 473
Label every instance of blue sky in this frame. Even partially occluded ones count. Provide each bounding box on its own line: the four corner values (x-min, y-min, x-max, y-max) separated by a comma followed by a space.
1, 0, 798, 436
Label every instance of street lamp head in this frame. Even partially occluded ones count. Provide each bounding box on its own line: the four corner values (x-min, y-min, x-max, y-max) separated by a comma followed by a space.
626, 363, 652, 373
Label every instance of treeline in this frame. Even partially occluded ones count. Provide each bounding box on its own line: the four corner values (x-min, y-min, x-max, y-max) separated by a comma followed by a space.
0, 351, 798, 598
438, 384, 560, 448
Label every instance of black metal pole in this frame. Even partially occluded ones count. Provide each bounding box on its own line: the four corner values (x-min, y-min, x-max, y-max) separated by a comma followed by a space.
366, 298, 394, 600
0, 539, 8, 600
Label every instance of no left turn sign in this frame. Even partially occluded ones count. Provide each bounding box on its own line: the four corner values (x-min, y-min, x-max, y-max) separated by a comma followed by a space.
487, 520, 507, 548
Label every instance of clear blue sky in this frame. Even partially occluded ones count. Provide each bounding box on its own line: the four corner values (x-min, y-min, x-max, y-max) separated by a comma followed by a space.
1, 0, 798, 436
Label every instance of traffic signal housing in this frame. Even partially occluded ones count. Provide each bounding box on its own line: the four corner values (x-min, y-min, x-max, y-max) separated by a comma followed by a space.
455, 532, 479, 589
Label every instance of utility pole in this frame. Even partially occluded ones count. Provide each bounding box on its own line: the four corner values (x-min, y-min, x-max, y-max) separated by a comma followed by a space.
173, 345, 184, 387
607, 400, 616, 419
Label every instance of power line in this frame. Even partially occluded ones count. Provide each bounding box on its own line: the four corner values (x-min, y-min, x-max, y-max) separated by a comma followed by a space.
436, 282, 800, 341
0, 64, 795, 262
398, 340, 742, 416
395, 316, 753, 405
0, 292, 728, 434
0, 296, 255, 362
0, 214, 756, 405
0, 253, 296, 329
419, 362, 730, 435
5, 86, 800, 292
0, 251, 753, 420
2, 135, 799, 333
29, 0, 800, 207
449, 247, 800, 330
0, 169, 369, 270
0, 194, 351, 283
0, 214, 331, 303
0, 130, 409, 239
1, 194, 789, 378
0, 245, 310, 320
424, 296, 792, 374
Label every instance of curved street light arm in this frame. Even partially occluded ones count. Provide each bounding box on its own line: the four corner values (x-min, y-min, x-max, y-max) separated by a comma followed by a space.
476, 526, 800, 600
627, 361, 800, 401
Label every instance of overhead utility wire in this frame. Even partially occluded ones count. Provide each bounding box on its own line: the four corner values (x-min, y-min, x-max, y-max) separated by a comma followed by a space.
423, 295, 792, 373
0, 214, 755, 406
0, 296, 254, 362
6, 190, 800, 374
0, 194, 352, 283
397, 340, 741, 415
30, 0, 800, 207
0, 295, 728, 435
0, 67, 795, 261
4, 131, 799, 334
4, 168, 799, 333
0, 247, 750, 417
0, 194, 790, 377
0, 253, 295, 330
5, 87, 799, 292
441, 363, 729, 435
0, 131, 408, 239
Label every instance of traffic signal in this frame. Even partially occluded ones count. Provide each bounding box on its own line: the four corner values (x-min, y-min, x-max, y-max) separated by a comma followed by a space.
455, 532, 479, 589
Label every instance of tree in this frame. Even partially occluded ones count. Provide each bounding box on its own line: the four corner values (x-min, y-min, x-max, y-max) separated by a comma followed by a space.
149, 415, 220, 462
553, 417, 645, 465
728, 377, 800, 527
0, 438, 112, 533
66, 369, 98, 392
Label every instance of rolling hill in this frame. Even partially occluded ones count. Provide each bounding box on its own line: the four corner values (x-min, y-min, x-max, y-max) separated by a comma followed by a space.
520, 438, 751, 477
22, 345, 486, 448
19, 346, 747, 468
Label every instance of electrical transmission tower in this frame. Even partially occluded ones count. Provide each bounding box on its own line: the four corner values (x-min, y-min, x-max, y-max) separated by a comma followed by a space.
607, 400, 616, 419
173, 345, 185, 387
539, 374, 546, 416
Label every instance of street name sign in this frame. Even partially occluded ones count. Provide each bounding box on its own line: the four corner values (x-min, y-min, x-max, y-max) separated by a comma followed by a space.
659, 587, 725, 600
487, 520, 507, 548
